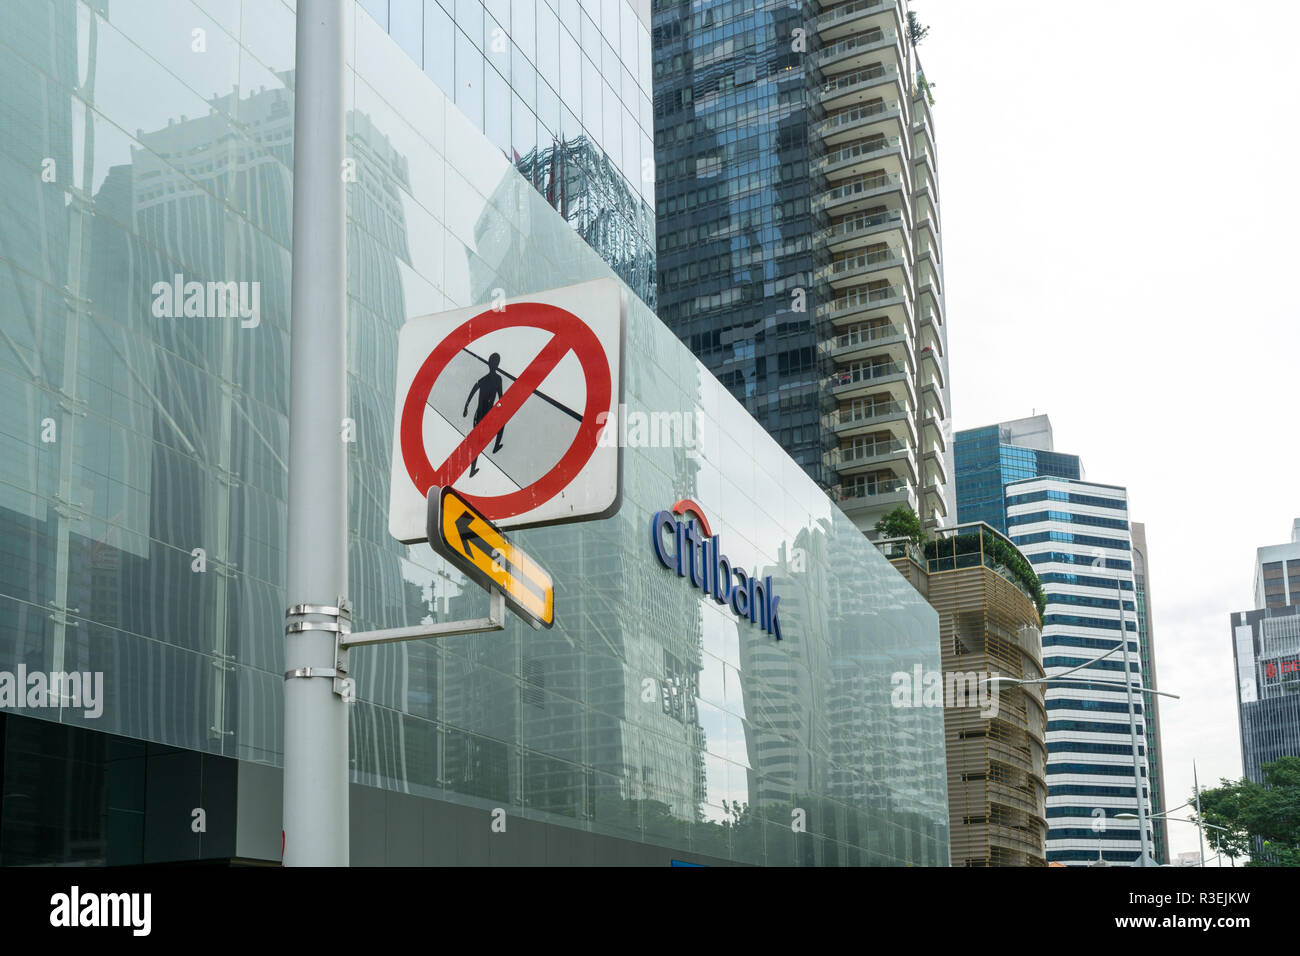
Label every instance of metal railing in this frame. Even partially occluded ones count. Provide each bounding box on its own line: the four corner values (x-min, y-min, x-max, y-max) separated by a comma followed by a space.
817, 206, 904, 240
830, 361, 906, 387
819, 28, 897, 62
836, 476, 908, 501
832, 323, 902, 349
924, 521, 1042, 609
813, 135, 902, 173
834, 399, 907, 425
817, 172, 902, 204
874, 535, 924, 564
814, 0, 892, 28
838, 438, 907, 463
823, 285, 905, 314
815, 102, 899, 137
828, 247, 904, 276
820, 63, 898, 97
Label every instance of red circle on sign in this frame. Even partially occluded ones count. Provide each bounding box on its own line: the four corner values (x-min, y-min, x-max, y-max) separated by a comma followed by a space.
399, 304, 612, 521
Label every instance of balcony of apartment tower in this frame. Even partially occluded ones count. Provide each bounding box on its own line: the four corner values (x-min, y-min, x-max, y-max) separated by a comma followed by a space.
819, 59, 907, 116
816, 18, 907, 77
913, 179, 941, 274
922, 432, 948, 496
828, 347, 915, 406
816, 239, 912, 294
832, 472, 918, 523
824, 314, 910, 367
814, 0, 905, 45
912, 93, 940, 202
829, 394, 917, 447
913, 98, 939, 182
916, 302, 943, 362
812, 91, 913, 250
814, 101, 907, 161
831, 425, 917, 478
817, 277, 913, 332
815, 192, 913, 258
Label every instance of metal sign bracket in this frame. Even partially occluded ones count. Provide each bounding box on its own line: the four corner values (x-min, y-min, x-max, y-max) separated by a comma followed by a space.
341, 588, 505, 649
285, 590, 506, 699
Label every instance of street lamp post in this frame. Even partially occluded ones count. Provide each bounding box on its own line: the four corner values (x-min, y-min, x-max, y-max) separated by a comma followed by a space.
1117, 808, 1232, 866
1194, 761, 1207, 867
985, 632, 1178, 867
1114, 570, 1153, 867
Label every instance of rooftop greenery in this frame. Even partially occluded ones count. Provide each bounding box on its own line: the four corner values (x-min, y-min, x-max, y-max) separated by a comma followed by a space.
923, 530, 1047, 619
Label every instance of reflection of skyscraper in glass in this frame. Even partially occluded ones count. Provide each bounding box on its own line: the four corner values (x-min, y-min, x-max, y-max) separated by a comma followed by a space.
74, 77, 434, 770
0, 0, 949, 866
877, 525, 1049, 866
79, 81, 302, 756
367, 0, 657, 310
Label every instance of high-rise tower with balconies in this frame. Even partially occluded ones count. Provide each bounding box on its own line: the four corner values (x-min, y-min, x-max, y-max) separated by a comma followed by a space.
652, 0, 953, 536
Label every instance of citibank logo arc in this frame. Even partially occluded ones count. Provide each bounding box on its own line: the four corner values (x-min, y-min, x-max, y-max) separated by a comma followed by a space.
650, 500, 783, 640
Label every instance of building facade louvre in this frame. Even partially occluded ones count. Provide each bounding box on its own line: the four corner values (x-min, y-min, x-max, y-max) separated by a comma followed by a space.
878, 523, 1050, 866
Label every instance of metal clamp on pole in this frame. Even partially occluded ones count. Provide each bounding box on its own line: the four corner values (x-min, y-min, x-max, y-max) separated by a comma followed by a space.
285, 597, 355, 701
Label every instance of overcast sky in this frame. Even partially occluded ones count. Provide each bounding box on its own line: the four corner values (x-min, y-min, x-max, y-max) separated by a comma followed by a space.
919, 0, 1300, 861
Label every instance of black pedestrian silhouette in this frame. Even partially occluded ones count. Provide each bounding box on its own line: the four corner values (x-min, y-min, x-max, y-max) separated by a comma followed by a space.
463, 352, 506, 477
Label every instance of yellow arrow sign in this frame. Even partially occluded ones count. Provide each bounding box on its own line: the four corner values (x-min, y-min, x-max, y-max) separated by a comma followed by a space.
433, 488, 554, 629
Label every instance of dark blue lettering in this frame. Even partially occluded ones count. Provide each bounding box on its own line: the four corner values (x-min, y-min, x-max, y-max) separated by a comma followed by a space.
731, 568, 750, 617
650, 510, 677, 571
712, 536, 732, 604
685, 521, 705, 589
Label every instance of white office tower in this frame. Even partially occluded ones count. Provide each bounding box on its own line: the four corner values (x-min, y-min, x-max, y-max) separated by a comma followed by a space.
1253, 518, 1300, 610
1005, 476, 1151, 865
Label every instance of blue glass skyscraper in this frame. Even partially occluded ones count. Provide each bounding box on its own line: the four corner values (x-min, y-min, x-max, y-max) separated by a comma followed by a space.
954, 415, 1081, 534
653, 1, 823, 477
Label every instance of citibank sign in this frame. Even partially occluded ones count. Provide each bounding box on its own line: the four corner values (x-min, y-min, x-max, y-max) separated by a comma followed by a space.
650, 500, 783, 640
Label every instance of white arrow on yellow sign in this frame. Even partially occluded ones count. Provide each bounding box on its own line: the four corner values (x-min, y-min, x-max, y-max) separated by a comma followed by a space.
429, 487, 554, 629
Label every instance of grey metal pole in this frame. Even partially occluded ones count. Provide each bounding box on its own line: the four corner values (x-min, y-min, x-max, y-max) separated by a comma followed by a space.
1117, 572, 1152, 866
1194, 761, 1207, 867
283, 0, 349, 867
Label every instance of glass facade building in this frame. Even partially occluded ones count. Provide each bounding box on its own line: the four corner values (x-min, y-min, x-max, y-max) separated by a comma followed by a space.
652, 0, 821, 477
652, 0, 955, 536
360, 0, 657, 309
1231, 604, 1300, 786
1234, 523, 1300, 800
954, 420, 1082, 535
0, 0, 948, 865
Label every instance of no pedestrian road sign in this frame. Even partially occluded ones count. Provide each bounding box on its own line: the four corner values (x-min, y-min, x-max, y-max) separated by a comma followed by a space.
428, 487, 554, 629
388, 278, 625, 542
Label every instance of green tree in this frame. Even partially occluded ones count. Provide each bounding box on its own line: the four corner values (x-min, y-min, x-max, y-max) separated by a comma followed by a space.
907, 10, 930, 46
1196, 756, 1300, 865
874, 505, 925, 545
